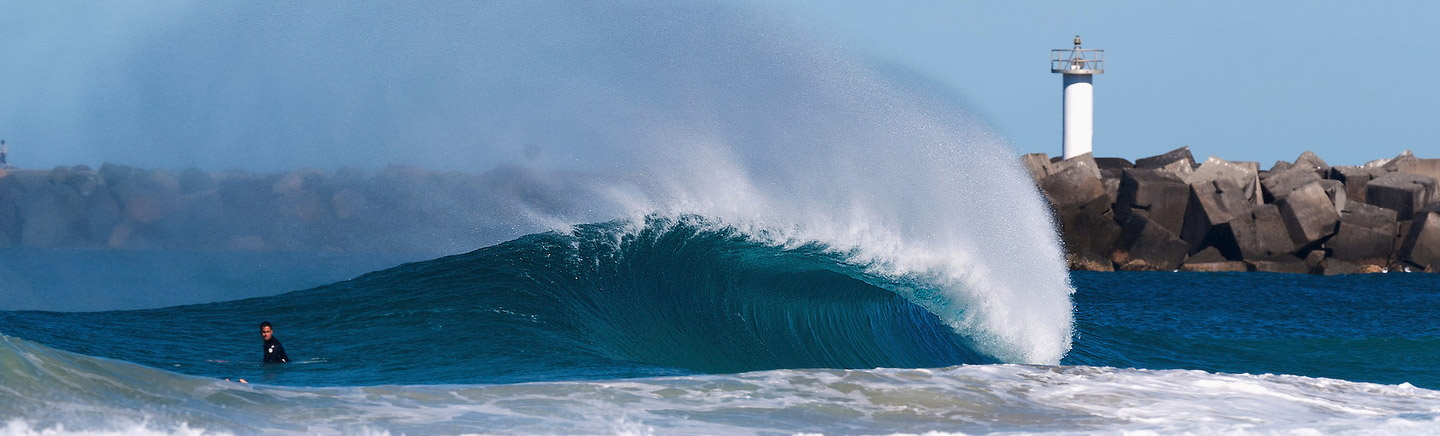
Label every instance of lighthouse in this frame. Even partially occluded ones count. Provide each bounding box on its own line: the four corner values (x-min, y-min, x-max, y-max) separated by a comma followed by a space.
1051, 36, 1104, 159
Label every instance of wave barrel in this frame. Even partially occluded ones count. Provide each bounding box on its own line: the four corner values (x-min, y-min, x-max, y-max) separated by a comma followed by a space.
1051, 35, 1105, 159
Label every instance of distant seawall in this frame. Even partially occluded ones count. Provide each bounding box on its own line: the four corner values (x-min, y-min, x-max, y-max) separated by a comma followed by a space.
5, 152, 1438, 275
1025, 147, 1440, 274
0, 164, 590, 255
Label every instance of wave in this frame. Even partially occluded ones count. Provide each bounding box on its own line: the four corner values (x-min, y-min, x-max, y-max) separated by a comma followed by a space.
2, 216, 1011, 386
6, 333, 1440, 435
277, 215, 1005, 383
3, 0, 1077, 368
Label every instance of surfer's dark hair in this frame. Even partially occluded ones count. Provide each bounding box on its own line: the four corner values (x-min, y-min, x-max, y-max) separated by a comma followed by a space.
260, 321, 272, 329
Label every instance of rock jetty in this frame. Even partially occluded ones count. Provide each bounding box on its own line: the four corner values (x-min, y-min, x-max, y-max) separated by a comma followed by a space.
0, 164, 593, 255
1025, 147, 1440, 274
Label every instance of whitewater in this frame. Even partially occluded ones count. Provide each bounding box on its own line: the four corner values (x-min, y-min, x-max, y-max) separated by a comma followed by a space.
4, 1, 1440, 435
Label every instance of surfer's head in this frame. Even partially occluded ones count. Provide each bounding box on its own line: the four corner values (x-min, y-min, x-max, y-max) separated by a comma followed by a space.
260, 321, 274, 340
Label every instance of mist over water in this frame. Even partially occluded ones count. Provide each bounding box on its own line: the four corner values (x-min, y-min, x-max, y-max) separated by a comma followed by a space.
2, 2, 1072, 363
6, 2, 815, 173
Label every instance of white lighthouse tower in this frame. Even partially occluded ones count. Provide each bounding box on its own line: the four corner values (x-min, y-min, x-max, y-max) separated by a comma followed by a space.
1051, 35, 1104, 159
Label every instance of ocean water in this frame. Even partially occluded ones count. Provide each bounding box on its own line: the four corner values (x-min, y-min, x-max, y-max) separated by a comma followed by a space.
6, 2, 1439, 434
3, 218, 1440, 435
0, 249, 429, 312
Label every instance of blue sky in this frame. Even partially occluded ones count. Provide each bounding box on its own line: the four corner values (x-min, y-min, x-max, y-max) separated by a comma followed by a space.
781, 1, 1438, 166
1, 2, 1434, 170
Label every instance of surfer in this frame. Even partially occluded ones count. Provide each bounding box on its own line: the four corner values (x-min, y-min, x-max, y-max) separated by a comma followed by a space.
260, 321, 289, 364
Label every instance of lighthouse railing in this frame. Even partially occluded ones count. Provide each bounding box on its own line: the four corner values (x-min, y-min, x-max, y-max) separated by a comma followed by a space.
1051, 49, 1104, 74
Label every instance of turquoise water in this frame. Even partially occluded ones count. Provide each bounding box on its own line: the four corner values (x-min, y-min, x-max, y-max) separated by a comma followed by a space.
2, 218, 994, 387
3, 219, 1440, 434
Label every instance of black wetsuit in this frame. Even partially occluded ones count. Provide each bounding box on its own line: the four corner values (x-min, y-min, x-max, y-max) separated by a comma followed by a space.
263, 337, 289, 364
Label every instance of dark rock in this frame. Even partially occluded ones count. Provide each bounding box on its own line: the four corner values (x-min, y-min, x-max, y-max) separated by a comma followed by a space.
1275, 182, 1341, 250
1112, 214, 1189, 271
170, 189, 227, 248
1327, 202, 1399, 268
1020, 153, 1052, 182
274, 168, 332, 224
1358, 151, 1403, 169
1099, 170, 1122, 216
1181, 178, 1250, 256
1329, 166, 1383, 205
1292, 151, 1330, 177
48, 165, 73, 183
217, 173, 279, 237
1058, 208, 1121, 271
1230, 204, 1295, 259
1320, 258, 1384, 275
0, 164, 586, 253
1302, 249, 1326, 274
1377, 150, 1417, 172
1365, 172, 1438, 220
1269, 160, 1293, 173
1179, 261, 1250, 273
1145, 159, 1195, 181
1179, 246, 1248, 272
1320, 258, 1360, 275
51, 166, 101, 197
1339, 200, 1399, 232
1388, 261, 1424, 273
179, 168, 216, 195
1318, 179, 1347, 214
109, 170, 179, 225
1115, 168, 1190, 236
1189, 156, 1260, 204
1052, 153, 1103, 180
1395, 221, 1413, 258
1260, 165, 1323, 203
6, 169, 50, 192
1246, 256, 1311, 274
1134, 146, 1196, 171
0, 172, 22, 246
1393, 158, 1440, 183
1095, 157, 1134, 170
98, 163, 145, 187
1186, 246, 1228, 263
1155, 160, 1195, 180
19, 183, 86, 247
1399, 204, 1440, 272
1327, 222, 1395, 267
85, 189, 123, 244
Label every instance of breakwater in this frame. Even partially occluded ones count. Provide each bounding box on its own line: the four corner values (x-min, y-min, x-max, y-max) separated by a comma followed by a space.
0, 164, 593, 255
1026, 147, 1440, 274
4, 150, 1437, 275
